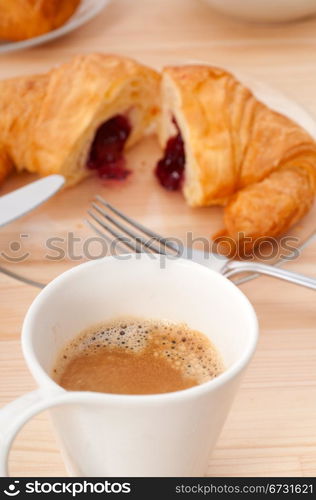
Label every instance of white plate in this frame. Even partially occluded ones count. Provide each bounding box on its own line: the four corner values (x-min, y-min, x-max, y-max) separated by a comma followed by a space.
0, 0, 112, 54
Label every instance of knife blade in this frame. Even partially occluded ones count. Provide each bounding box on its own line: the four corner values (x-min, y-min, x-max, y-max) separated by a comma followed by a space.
0, 175, 65, 227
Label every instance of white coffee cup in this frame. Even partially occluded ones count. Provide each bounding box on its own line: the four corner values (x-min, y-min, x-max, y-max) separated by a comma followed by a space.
0, 254, 258, 477
202, 0, 316, 23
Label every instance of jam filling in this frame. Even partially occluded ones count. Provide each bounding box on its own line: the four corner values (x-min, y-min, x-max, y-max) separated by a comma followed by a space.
87, 115, 131, 180
155, 120, 185, 190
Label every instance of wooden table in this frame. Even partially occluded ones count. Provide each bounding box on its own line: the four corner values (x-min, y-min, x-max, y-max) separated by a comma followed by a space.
0, 0, 316, 477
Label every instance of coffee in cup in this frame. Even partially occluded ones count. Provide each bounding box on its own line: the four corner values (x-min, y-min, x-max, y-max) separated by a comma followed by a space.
53, 318, 224, 395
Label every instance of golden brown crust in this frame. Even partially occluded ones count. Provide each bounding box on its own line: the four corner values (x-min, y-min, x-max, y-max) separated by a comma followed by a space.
224, 165, 316, 243
0, 0, 81, 41
0, 53, 160, 186
160, 64, 316, 246
0, 145, 14, 184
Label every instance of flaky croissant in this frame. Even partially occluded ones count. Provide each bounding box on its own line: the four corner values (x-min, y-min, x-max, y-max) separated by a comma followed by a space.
0, 0, 81, 41
0, 53, 160, 185
157, 65, 316, 247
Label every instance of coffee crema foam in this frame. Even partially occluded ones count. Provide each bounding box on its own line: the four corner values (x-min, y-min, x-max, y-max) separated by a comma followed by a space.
53, 319, 224, 395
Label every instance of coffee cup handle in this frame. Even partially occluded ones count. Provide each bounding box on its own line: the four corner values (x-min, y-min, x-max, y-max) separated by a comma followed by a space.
0, 389, 85, 477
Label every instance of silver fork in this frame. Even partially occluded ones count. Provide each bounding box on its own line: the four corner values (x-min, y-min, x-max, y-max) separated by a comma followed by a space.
86, 195, 316, 290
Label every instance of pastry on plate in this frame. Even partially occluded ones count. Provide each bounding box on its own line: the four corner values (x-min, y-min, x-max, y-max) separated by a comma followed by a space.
0, 53, 160, 185
0, 0, 81, 41
156, 65, 316, 247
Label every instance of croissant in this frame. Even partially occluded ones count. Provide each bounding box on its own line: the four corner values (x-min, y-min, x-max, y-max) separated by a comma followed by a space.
0, 53, 160, 185
0, 0, 81, 41
157, 65, 316, 247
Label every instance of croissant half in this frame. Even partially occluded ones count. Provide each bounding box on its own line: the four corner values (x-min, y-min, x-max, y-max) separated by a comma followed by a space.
158, 65, 316, 245
0, 53, 160, 186
0, 57, 315, 248
0, 0, 81, 41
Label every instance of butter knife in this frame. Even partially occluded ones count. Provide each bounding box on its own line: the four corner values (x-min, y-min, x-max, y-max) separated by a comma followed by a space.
0, 175, 65, 227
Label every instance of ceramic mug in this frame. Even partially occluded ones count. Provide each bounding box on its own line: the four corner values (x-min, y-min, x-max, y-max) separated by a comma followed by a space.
0, 254, 258, 477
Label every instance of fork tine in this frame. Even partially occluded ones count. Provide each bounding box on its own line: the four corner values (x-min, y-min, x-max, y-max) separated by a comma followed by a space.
87, 210, 143, 253
95, 195, 179, 253
84, 219, 130, 254
92, 202, 166, 255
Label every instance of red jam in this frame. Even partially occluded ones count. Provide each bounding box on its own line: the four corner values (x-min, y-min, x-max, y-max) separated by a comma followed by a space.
87, 115, 131, 180
155, 122, 185, 191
